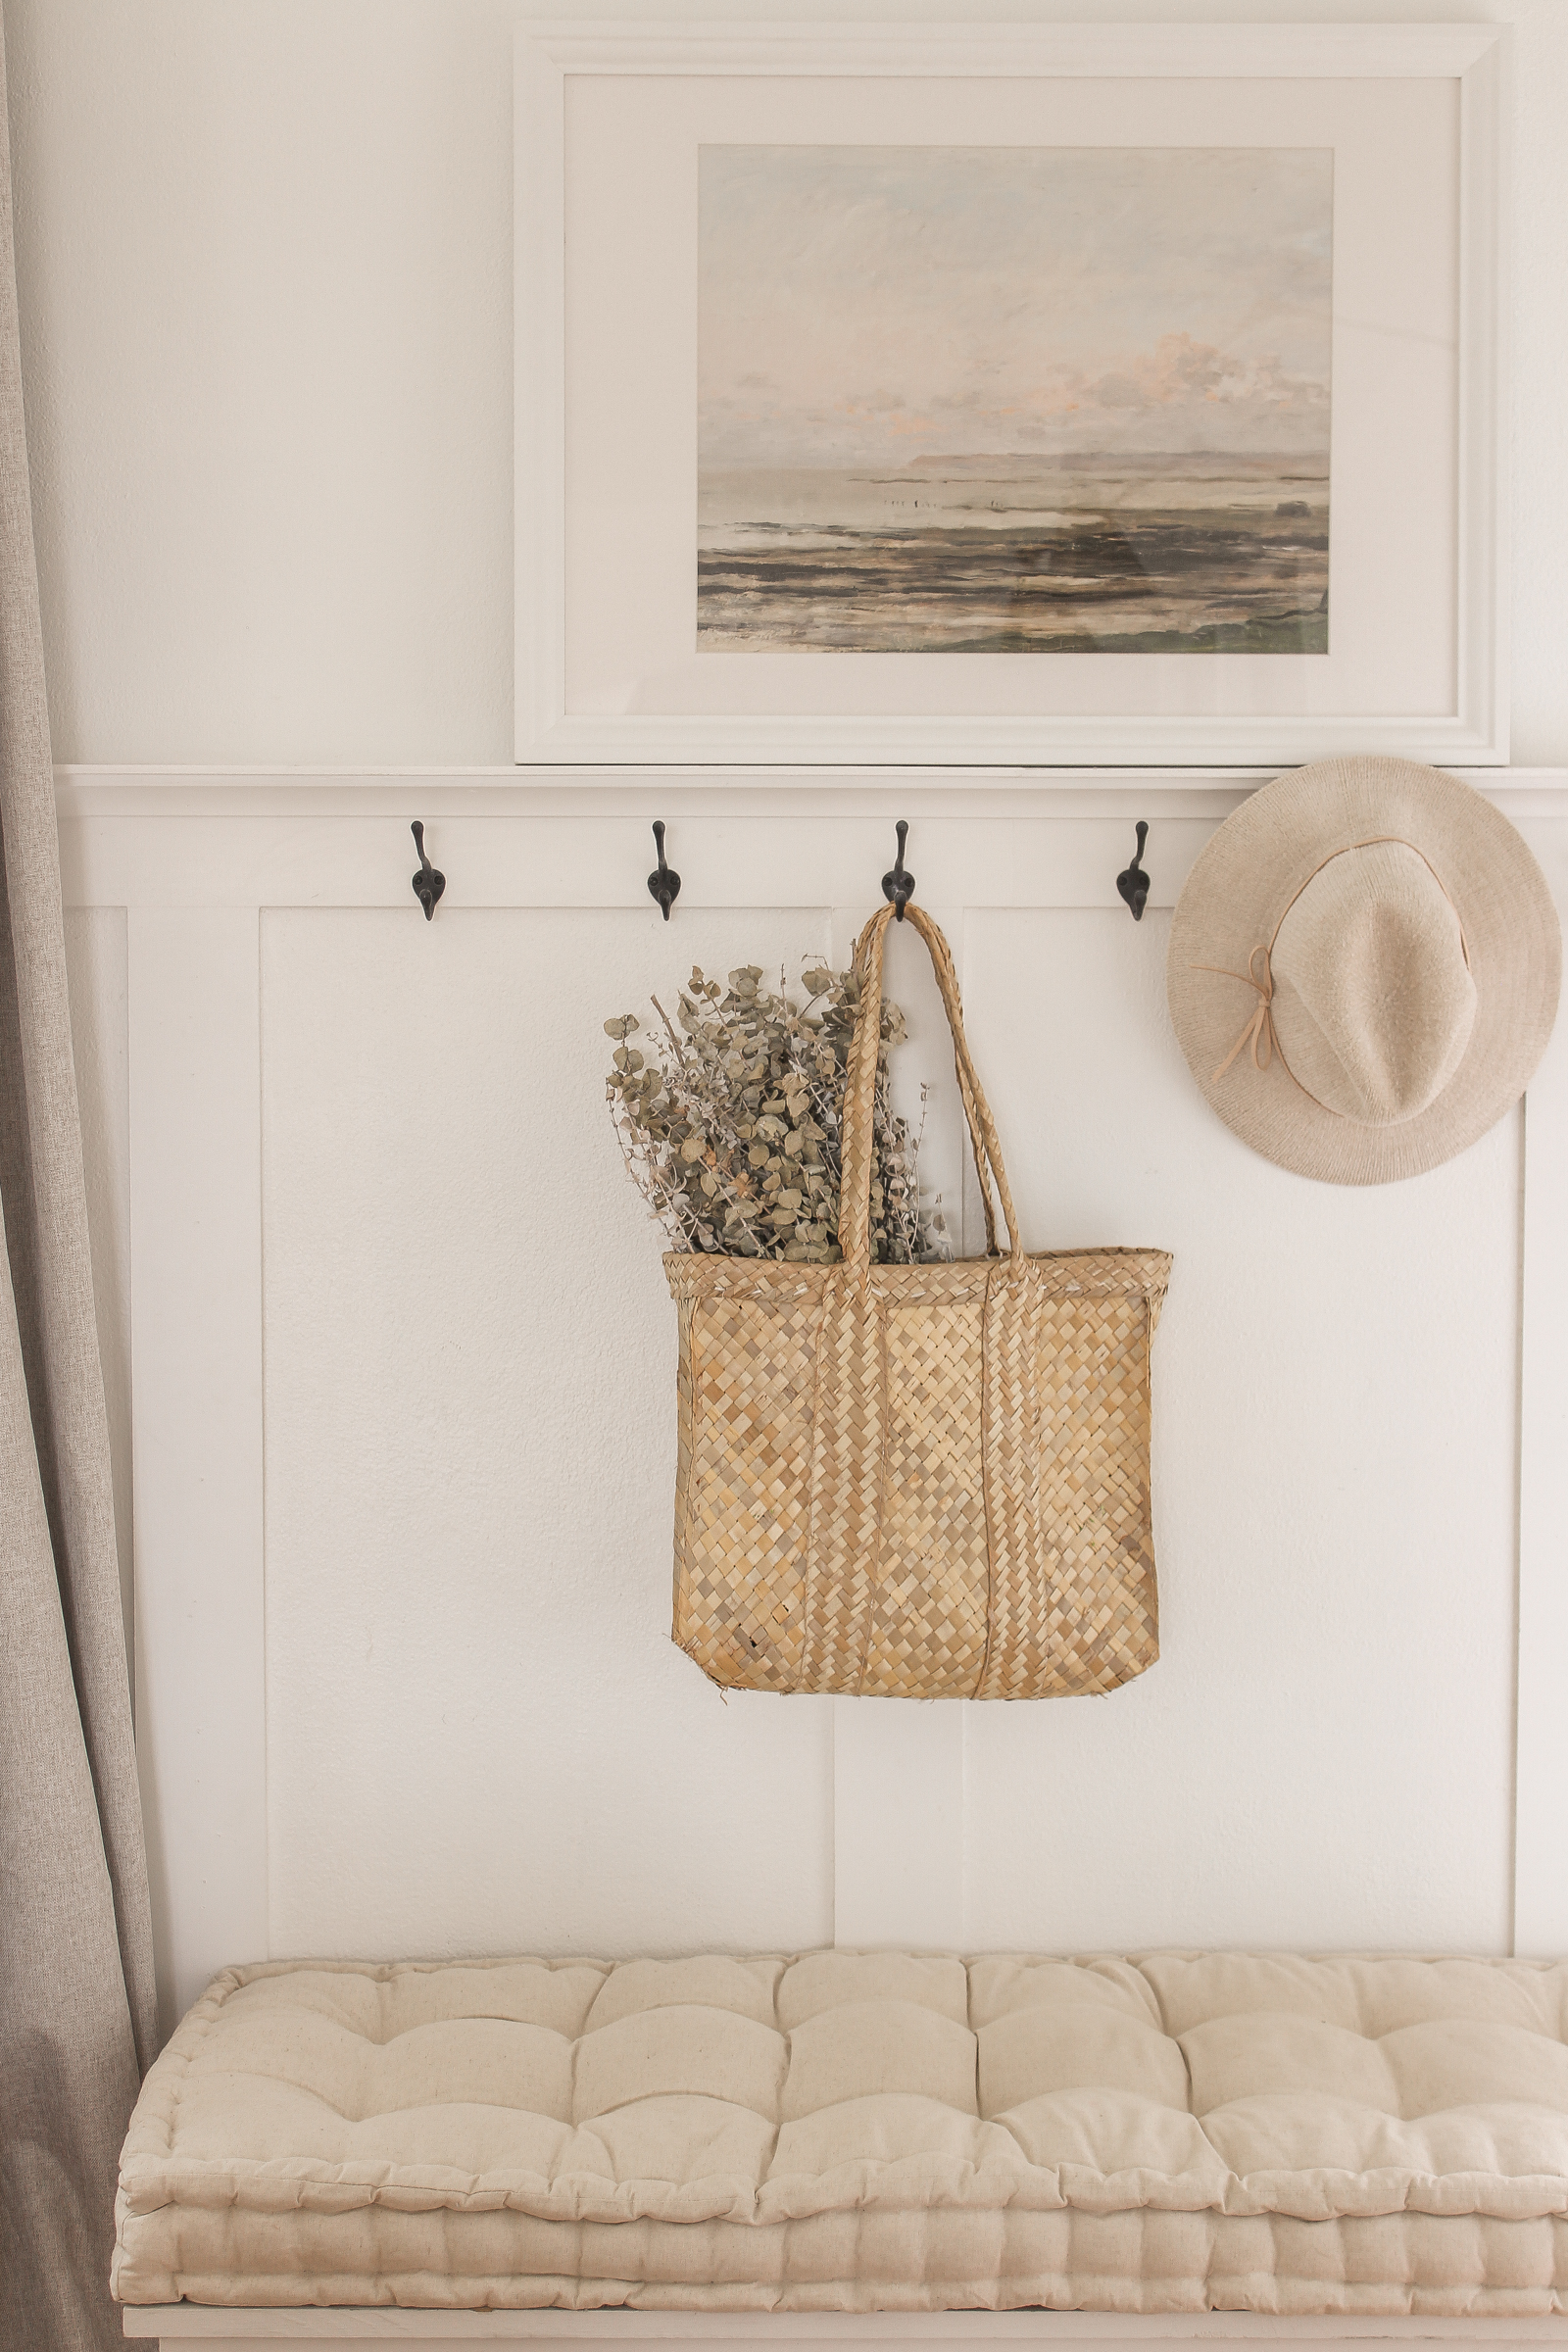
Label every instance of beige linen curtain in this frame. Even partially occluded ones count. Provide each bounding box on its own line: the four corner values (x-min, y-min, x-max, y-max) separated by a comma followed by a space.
0, 15, 159, 2349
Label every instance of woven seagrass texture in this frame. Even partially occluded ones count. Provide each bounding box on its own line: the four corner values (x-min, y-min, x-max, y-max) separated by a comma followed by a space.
667, 905, 1170, 1698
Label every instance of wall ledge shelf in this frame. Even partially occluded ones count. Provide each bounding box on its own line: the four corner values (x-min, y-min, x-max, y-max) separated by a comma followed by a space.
51, 764, 1568, 832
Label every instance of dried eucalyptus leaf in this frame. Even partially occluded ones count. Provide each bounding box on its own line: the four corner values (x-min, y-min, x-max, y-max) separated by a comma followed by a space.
605, 950, 947, 1264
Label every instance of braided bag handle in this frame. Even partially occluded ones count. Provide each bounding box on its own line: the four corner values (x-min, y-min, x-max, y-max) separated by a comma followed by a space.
840, 904, 1023, 1275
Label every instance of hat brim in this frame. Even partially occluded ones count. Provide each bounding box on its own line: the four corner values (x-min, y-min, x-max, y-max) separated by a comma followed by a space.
1166, 757, 1562, 1185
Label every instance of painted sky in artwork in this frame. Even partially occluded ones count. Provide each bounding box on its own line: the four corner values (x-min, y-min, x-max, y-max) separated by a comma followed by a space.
698, 146, 1333, 468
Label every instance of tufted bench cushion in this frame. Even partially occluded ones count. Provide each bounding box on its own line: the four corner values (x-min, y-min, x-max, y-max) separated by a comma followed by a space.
114, 1952, 1568, 2316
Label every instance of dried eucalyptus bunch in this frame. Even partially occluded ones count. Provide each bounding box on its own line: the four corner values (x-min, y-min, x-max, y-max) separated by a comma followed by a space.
606, 961, 950, 1264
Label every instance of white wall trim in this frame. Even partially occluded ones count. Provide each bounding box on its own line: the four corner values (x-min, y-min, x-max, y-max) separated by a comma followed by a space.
1512, 813, 1568, 1954
61, 762, 1568, 797
53, 806, 1241, 916
121, 2310, 1568, 2344
127, 909, 269, 2034
54, 768, 1568, 830
50, 769, 1568, 918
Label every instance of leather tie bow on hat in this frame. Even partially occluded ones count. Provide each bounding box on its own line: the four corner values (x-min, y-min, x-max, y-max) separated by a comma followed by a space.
1200, 838, 1477, 1123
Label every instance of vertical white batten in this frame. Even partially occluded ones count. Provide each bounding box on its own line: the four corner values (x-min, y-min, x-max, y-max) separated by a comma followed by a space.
126, 907, 268, 2032
834, 1699, 967, 1950
828, 894, 969, 1952
1513, 816, 1568, 1955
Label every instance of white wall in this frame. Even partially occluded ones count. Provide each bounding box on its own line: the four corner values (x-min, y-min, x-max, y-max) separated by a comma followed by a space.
7, 0, 1568, 765
17, 0, 1568, 2038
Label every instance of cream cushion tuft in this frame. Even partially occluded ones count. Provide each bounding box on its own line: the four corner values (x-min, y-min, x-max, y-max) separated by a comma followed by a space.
114, 1952, 1568, 2314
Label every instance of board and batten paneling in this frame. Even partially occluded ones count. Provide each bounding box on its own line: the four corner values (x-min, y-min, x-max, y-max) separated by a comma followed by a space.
53, 785, 1568, 2027
960, 909, 1518, 1954
1515, 811, 1568, 1958
260, 906, 837, 1970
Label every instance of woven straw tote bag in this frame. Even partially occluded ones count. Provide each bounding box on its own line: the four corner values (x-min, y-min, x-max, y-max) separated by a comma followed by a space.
667, 903, 1170, 1698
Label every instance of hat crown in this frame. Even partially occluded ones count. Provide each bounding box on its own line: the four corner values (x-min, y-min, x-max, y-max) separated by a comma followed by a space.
1269, 840, 1476, 1127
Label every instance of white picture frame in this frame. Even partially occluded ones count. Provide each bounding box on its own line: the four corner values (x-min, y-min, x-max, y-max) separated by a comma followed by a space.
515, 22, 1508, 770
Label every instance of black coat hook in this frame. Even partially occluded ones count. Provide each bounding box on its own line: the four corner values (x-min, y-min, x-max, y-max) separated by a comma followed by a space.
1116, 820, 1151, 922
647, 820, 681, 920
411, 821, 445, 921
881, 819, 915, 920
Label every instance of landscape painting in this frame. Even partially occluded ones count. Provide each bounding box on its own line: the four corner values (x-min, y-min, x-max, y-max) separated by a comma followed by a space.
697, 146, 1333, 655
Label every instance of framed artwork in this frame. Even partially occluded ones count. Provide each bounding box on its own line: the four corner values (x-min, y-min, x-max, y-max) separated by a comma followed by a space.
515, 24, 1508, 768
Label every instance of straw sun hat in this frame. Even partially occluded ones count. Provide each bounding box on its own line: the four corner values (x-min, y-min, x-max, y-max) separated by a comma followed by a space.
1167, 757, 1561, 1185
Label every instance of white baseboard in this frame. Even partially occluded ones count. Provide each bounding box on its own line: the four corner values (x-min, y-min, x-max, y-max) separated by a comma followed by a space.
121, 2311, 1568, 2347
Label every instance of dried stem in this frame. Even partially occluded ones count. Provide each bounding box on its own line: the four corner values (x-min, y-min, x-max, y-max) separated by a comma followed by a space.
604, 960, 950, 1265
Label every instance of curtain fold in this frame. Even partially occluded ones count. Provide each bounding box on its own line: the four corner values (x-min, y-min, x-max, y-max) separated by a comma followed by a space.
0, 9, 158, 2347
